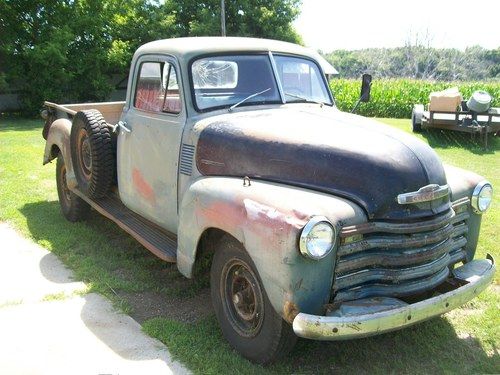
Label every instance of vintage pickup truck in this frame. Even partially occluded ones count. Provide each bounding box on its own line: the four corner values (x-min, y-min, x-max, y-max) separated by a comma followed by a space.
41, 37, 495, 364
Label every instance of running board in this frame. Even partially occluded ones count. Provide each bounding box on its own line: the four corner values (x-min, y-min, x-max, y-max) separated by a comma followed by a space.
72, 189, 177, 262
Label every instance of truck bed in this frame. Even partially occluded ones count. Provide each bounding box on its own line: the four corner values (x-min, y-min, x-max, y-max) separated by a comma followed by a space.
43, 100, 178, 262
44, 101, 125, 125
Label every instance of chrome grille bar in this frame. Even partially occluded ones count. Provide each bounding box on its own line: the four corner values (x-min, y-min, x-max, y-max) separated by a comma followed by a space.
335, 267, 450, 302
338, 222, 468, 256
333, 200, 470, 303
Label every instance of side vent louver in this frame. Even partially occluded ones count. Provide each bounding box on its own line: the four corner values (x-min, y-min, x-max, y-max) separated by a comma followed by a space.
180, 144, 195, 176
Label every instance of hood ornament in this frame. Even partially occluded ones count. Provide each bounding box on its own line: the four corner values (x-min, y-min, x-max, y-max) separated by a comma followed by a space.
397, 184, 449, 205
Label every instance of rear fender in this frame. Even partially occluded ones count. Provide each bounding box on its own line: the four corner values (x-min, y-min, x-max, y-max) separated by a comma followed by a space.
43, 118, 77, 189
177, 177, 366, 319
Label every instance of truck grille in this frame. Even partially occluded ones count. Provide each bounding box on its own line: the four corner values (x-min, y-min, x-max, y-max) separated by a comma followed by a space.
333, 198, 470, 303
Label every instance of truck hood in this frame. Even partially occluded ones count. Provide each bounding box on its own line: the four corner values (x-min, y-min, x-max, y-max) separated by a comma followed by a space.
195, 107, 450, 220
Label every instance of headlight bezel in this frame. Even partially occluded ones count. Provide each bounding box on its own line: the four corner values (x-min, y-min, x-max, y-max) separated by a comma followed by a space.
299, 216, 337, 260
471, 180, 493, 213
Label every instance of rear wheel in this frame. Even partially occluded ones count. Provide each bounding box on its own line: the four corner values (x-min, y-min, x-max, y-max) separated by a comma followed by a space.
412, 104, 424, 133
412, 114, 422, 132
210, 236, 297, 365
56, 155, 90, 222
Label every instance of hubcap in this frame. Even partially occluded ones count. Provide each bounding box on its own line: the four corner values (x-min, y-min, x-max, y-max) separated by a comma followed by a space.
222, 259, 264, 337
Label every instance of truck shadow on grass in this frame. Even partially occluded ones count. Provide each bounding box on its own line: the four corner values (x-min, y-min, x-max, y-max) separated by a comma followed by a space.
0, 118, 42, 132
21, 200, 498, 374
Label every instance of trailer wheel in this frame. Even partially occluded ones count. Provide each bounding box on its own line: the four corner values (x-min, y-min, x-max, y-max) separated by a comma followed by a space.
412, 104, 424, 133
56, 155, 90, 222
70, 110, 114, 199
210, 235, 297, 365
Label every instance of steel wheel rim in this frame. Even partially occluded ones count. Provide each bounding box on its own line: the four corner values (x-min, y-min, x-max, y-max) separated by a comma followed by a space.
221, 258, 264, 338
59, 163, 72, 203
76, 128, 92, 179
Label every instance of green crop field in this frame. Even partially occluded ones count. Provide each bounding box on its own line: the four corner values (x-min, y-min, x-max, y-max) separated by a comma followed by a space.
330, 79, 500, 118
0, 117, 498, 374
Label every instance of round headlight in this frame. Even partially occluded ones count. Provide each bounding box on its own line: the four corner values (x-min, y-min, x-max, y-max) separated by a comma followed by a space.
299, 216, 336, 260
471, 181, 493, 213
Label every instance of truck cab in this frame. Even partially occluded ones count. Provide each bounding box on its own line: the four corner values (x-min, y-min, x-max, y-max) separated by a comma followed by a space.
42, 37, 495, 364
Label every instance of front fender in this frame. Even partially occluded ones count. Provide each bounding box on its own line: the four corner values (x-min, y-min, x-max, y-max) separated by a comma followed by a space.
444, 163, 484, 201
177, 177, 366, 319
43, 118, 77, 189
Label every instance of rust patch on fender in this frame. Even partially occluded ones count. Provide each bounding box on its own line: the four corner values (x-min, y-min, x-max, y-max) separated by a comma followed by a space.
243, 198, 307, 248
243, 198, 307, 230
196, 201, 246, 228
132, 168, 156, 204
283, 300, 300, 324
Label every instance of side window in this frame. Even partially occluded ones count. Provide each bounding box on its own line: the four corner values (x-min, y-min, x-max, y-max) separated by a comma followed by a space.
163, 65, 181, 114
135, 62, 164, 112
134, 61, 182, 114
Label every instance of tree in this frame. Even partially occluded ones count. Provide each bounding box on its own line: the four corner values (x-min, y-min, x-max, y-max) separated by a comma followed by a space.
323, 46, 499, 81
0, 0, 302, 113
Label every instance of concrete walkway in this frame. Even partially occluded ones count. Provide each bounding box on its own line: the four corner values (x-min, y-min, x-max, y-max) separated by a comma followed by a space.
0, 223, 190, 375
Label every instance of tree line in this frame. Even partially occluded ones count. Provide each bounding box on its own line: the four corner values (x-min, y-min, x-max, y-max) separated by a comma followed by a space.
2, 1, 498, 114
323, 45, 499, 81
0, 0, 301, 113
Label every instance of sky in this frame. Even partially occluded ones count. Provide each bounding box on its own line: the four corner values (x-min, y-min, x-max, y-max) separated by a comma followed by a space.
294, 0, 500, 52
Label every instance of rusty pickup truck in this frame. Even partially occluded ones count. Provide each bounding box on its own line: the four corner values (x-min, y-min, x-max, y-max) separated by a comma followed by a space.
41, 37, 495, 364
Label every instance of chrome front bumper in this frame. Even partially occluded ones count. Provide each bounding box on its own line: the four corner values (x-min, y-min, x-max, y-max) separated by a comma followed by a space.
293, 257, 495, 340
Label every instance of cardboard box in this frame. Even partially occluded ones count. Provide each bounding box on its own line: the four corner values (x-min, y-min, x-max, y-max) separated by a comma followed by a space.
429, 87, 462, 112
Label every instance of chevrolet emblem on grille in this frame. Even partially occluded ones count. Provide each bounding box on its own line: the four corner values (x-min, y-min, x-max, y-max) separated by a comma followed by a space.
397, 184, 450, 204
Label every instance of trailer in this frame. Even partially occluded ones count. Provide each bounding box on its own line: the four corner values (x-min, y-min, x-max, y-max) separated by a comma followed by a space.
412, 93, 500, 149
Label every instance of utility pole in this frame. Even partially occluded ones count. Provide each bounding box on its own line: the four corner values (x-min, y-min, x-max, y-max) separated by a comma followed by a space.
221, 0, 226, 36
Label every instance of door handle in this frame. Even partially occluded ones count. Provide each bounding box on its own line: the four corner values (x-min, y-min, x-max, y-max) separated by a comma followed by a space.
115, 121, 132, 134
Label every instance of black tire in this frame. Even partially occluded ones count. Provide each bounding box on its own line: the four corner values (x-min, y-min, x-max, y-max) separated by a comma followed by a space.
70, 110, 114, 199
56, 154, 90, 222
412, 112, 422, 133
210, 235, 297, 365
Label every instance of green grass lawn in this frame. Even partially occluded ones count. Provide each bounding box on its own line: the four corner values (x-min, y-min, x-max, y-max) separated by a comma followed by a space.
0, 117, 498, 374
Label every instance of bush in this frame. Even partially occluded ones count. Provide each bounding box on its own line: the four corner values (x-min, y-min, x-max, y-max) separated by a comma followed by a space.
329, 79, 500, 118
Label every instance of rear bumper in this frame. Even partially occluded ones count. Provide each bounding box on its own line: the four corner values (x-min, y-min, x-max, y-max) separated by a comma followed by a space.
293, 256, 495, 340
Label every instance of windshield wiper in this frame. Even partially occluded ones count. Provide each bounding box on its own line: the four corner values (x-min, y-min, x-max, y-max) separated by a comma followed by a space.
229, 87, 271, 112
284, 92, 324, 107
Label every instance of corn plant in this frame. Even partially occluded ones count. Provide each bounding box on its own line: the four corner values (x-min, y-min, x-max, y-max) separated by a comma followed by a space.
330, 79, 500, 118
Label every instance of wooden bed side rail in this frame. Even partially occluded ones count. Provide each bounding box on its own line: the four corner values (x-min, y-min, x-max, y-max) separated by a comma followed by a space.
44, 101, 126, 125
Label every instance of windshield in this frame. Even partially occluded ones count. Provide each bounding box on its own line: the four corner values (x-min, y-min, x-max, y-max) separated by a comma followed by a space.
191, 54, 332, 111
274, 55, 332, 105
192, 55, 280, 111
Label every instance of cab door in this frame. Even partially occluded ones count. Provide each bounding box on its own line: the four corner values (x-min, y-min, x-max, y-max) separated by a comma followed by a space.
117, 55, 185, 233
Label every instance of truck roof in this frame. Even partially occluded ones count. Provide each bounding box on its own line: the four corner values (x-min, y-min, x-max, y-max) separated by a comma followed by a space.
136, 37, 338, 75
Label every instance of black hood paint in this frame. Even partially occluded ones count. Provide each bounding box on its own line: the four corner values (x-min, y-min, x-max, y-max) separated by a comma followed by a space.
195, 107, 450, 220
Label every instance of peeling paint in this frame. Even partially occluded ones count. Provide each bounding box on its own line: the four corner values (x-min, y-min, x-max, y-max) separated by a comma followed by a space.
243, 198, 306, 229
196, 201, 245, 229
294, 278, 303, 291
132, 168, 156, 204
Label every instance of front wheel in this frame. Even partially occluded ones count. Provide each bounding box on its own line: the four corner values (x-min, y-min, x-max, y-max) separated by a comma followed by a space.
210, 236, 297, 365
56, 155, 90, 222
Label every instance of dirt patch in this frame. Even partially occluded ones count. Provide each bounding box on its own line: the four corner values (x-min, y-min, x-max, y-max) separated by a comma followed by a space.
120, 288, 212, 324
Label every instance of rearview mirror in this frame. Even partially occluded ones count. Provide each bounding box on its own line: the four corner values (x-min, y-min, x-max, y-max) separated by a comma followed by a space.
360, 73, 372, 102
351, 73, 373, 113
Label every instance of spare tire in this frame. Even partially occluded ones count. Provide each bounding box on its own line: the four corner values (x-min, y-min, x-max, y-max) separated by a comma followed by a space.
70, 110, 114, 199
